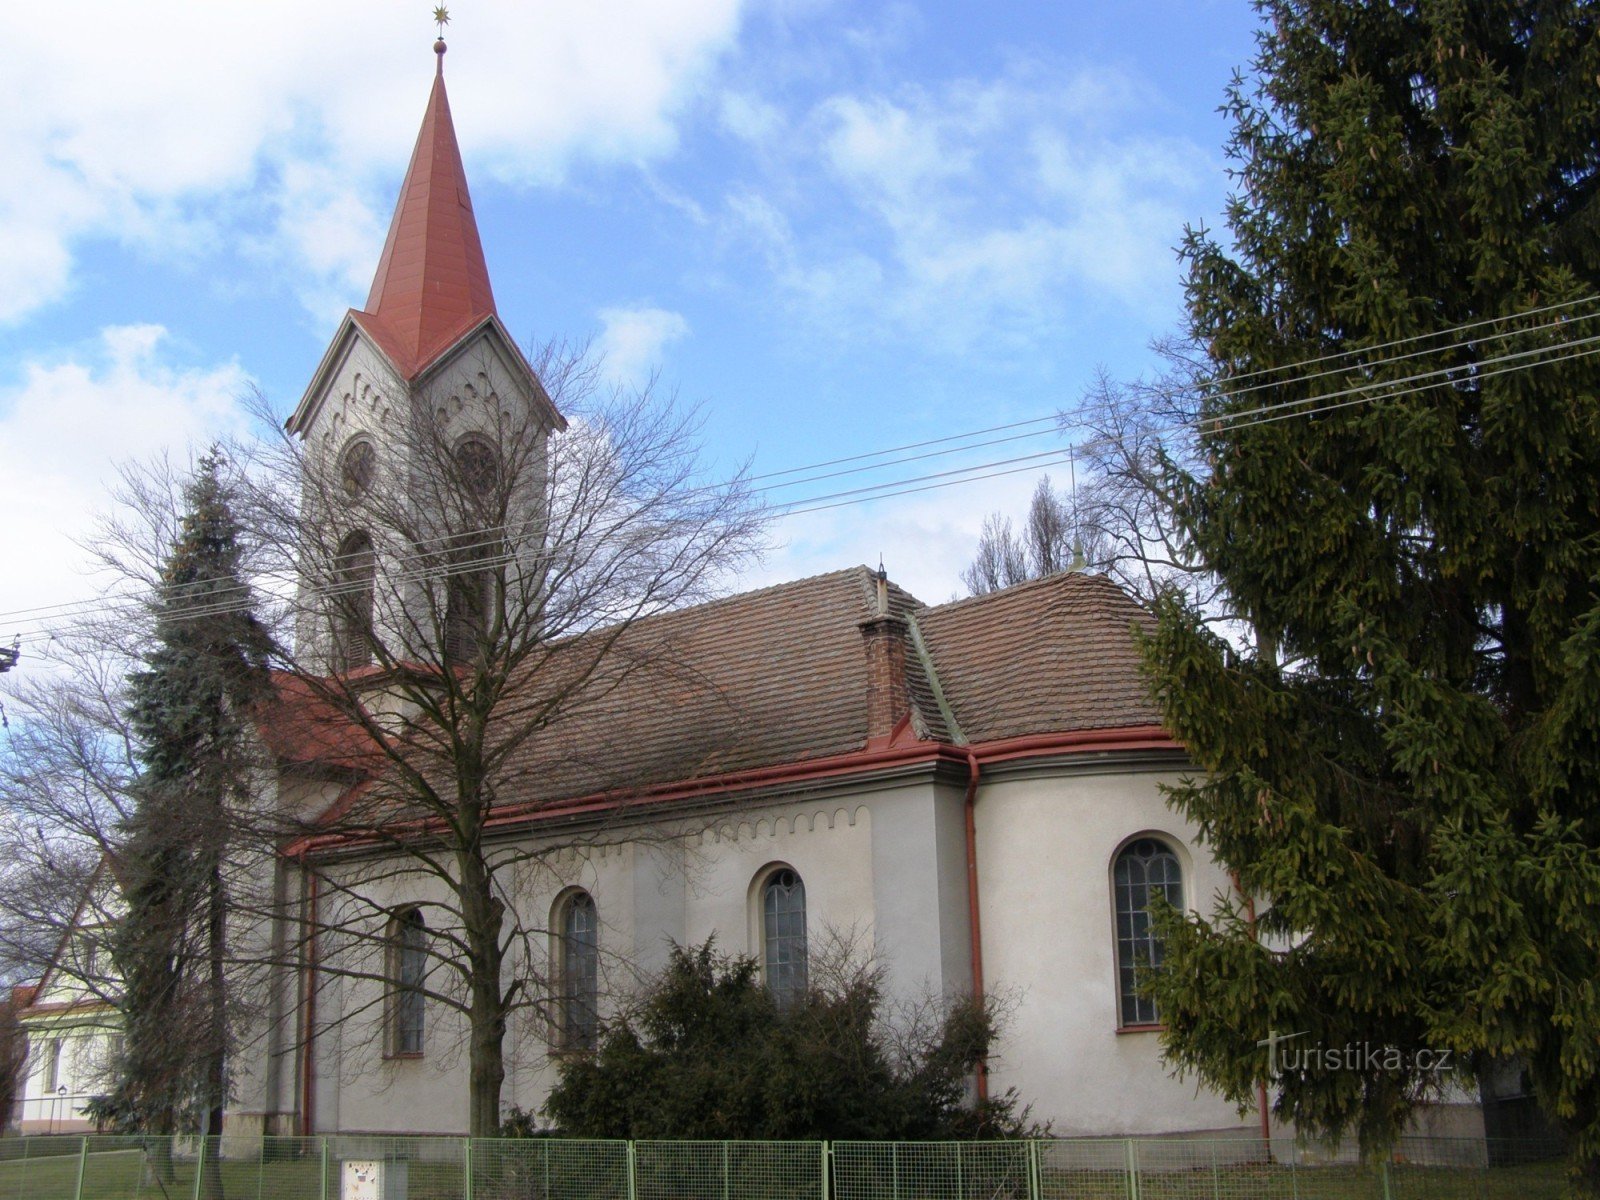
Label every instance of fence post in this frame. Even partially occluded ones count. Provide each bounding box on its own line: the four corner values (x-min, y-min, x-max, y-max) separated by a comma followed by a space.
1124, 1139, 1139, 1200
723, 1140, 730, 1200
72, 1136, 89, 1200
1026, 1139, 1041, 1200
320, 1136, 329, 1200
192, 1136, 206, 1200
464, 1137, 474, 1200
820, 1142, 830, 1200
627, 1140, 638, 1200
1379, 1158, 1394, 1200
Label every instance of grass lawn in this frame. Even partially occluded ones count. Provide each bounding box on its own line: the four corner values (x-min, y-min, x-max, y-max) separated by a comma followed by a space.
0, 1147, 1571, 1200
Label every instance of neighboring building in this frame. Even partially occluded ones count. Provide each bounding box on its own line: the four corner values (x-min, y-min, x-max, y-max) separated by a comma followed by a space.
14, 916, 120, 1135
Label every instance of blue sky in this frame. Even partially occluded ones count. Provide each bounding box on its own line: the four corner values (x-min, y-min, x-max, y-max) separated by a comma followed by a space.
0, 1, 1261, 650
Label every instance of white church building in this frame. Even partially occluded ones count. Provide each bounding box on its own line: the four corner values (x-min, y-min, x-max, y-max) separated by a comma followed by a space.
21, 40, 1447, 1145
215, 39, 1258, 1142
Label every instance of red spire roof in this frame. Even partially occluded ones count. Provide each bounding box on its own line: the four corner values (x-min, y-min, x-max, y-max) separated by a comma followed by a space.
356, 46, 497, 379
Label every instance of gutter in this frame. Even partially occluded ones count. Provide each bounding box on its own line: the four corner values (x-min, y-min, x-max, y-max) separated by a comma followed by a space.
286, 725, 1181, 857
299, 862, 319, 1137
964, 749, 988, 1103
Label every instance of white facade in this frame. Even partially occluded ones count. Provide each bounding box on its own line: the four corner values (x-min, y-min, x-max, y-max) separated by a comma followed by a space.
236, 756, 1259, 1139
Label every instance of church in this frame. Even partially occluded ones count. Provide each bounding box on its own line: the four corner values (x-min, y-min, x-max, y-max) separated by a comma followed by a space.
20, 40, 1405, 1145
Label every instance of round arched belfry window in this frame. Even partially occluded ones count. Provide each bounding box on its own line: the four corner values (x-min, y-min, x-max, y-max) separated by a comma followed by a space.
341, 437, 378, 498
455, 436, 500, 497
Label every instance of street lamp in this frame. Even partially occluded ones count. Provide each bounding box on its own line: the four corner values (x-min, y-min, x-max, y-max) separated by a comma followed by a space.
51, 1084, 67, 1135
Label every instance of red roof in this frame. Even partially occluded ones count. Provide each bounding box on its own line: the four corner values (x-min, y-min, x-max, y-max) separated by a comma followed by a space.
277, 569, 1175, 842
356, 49, 497, 380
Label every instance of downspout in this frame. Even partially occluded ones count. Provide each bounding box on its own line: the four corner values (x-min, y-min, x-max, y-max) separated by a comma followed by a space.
299, 861, 319, 1137
1232, 870, 1270, 1146
964, 749, 988, 1102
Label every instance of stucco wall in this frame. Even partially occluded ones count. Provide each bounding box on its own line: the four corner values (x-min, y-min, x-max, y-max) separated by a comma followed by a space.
975, 759, 1254, 1136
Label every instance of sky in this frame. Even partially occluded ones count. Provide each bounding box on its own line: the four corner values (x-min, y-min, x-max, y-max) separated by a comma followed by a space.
0, 0, 1262, 664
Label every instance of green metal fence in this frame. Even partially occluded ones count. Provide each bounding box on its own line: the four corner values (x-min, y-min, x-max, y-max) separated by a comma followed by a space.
0, 1134, 1567, 1200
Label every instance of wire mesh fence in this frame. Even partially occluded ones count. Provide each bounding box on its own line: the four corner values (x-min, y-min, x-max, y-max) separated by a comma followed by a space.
0, 1133, 1568, 1200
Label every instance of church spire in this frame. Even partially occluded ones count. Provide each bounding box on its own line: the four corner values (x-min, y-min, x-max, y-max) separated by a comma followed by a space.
356, 30, 497, 379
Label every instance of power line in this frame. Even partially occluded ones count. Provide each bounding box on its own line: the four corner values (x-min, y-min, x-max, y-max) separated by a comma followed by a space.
7, 332, 1595, 650
7, 290, 1591, 633
8, 291, 1593, 639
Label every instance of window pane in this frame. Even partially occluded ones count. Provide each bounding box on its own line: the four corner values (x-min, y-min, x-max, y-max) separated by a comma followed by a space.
396, 910, 426, 1055
560, 893, 599, 1050
763, 869, 808, 1008
1114, 840, 1181, 1026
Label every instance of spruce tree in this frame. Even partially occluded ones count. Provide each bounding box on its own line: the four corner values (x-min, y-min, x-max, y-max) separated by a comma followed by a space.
1139, 0, 1600, 1187
112, 450, 269, 1167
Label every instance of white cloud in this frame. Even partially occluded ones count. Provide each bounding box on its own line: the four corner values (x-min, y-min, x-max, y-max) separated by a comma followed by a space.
721, 61, 1213, 349
0, 327, 252, 647
745, 467, 1049, 604
3, 1, 748, 324
718, 92, 786, 143
595, 307, 692, 386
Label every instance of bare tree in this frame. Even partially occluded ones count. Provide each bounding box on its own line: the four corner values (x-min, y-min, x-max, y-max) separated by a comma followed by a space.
959, 475, 1106, 596
243, 341, 766, 1136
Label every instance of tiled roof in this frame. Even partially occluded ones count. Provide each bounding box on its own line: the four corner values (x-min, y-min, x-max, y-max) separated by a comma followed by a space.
282, 568, 1165, 819
495, 569, 890, 801
259, 671, 383, 774
355, 53, 496, 380
913, 571, 1162, 744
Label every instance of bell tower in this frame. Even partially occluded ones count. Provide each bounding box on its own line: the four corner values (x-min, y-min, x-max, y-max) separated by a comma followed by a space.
284, 36, 566, 673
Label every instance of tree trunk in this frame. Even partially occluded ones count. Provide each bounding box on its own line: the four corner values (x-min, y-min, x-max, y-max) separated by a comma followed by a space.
200, 855, 227, 1200
459, 841, 507, 1138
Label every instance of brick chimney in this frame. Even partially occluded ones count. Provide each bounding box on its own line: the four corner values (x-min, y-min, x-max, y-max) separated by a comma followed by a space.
859, 564, 911, 745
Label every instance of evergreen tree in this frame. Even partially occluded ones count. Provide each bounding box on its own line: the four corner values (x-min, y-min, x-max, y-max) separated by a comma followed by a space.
1138, 0, 1600, 1187
110, 450, 270, 1169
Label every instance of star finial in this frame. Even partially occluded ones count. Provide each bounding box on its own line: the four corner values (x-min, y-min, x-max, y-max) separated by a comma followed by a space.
433, 6, 450, 64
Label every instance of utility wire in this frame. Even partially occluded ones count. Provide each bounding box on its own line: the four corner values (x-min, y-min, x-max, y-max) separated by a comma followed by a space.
6, 290, 1590, 629
8, 333, 1596, 650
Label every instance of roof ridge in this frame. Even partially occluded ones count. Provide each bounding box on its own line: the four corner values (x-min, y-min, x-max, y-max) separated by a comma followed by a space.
923, 568, 1120, 617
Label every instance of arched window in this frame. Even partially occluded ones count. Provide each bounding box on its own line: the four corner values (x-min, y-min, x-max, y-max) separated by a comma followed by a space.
761, 868, 807, 1008
455, 436, 500, 498
1113, 837, 1183, 1027
391, 907, 427, 1056
554, 891, 599, 1051
340, 436, 378, 498
334, 531, 376, 671
444, 555, 492, 663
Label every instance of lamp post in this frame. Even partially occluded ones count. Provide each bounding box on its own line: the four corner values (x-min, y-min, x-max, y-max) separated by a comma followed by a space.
51, 1084, 67, 1135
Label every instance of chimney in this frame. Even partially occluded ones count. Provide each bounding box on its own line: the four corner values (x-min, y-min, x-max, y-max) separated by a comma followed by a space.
859, 563, 911, 745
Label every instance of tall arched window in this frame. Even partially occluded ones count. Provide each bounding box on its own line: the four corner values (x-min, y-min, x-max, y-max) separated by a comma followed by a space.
334, 530, 376, 671
391, 907, 427, 1056
554, 891, 599, 1051
443, 437, 502, 662
1113, 837, 1183, 1027
444, 556, 492, 663
761, 868, 808, 1008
